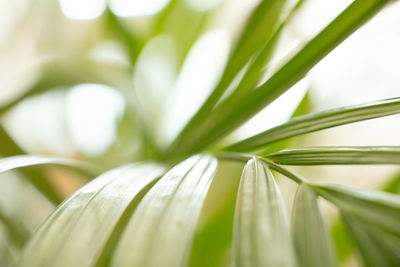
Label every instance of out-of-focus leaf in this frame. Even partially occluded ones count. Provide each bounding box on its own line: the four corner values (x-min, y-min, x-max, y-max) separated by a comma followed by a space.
112, 155, 217, 267
331, 219, 354, 263
0, 207, 29, 248
188, 161, 244, 267
0, 155, 100, 177
311, 183, 400, 236
165, 0, 391, 159
331, 170, 400, 264
266, 146, 400, 165
0, 125, 63, 204
230, 0, 307, 98
292, 184, 336, 267
153, 0, 209, 66
228, 97, 400, 152
104, 8, 143, 65
382, 171, 400, 194
232, 158, 296, 267
341, 212, 400, 267
166, 0, 288, 157
0, 59, 131, 116
20, 163, 165, 267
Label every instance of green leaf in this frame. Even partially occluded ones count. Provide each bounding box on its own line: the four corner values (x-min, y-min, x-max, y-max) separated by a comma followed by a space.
165, 0, 391, 159
331, 218, 354, 263
228, 97, 400, 152
188, 161, 244, 267
164, 0, 288, 158
381, 171, 400, 194
20, 163, 165, 267
0, 207, 29, 248
104, 8, 143, 65
341, 212, 400, 267
0, 126, 64, 204
266, 146, 400, 165
232, 158, 296, 267
228, 0, 307, 98
0, 155, 100, 177
311, 182, 400, 236
292, 184, 337, 267
111, 155, 217, 267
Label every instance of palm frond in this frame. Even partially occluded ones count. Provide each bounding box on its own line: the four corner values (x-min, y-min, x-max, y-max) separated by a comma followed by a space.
228, 97, 400, 152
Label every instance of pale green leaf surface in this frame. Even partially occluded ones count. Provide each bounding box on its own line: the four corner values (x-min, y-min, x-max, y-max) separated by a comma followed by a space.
0, 155, 101, 177
266, 146, 400, 165
232, 158, 295, 267
112, 155, 217, 267
228, 97, 400, 152
311, 182, 400, 236
165, 0, 391, 158
341, 212, 400, 267
292, 184, 336, 267
20, 163, 165, 267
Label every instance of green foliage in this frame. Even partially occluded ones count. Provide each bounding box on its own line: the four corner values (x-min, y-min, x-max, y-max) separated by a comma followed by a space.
0, 0, 400, 266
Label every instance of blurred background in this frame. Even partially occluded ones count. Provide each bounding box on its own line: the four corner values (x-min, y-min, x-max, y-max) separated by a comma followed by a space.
1, 0, 400, 266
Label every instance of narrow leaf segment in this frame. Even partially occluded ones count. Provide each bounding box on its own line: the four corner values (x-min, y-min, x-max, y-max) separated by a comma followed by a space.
292, 184, 336, 267
112, 155, 217, 267
167, 0, 391, 158
20, 163, 165, 267
228, 97, 400, 152
266, 146, 400, 165
232, 158, 296, 267
342, 212, 400, 266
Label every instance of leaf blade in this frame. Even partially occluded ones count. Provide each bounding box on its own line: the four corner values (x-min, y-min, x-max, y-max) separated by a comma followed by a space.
165, 0, 391, 158
228, 97, 400, 152
112, 155, 218, 267
341, 212, 400, 267
20, 163, 166, 267
311, 182, 400, 236
292, 184, 337, 267
232, 158, 296, 267
266, 146, 400, 165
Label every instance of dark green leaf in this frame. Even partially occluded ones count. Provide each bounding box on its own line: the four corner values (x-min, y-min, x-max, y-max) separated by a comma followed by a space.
165, 0, 391, 159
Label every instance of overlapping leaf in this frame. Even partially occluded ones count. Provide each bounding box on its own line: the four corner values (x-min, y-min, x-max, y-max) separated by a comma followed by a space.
292, 184, 336, 267
228, 97, 400, 152
232, 158, 296, 267
0, 155, 100, 176
311, 183, 400, 237
20, 163, 166, 267
165, 0, 391, 158
266, 146, 400, 165
341, 212, 400, 267
112, 155, 217, 267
